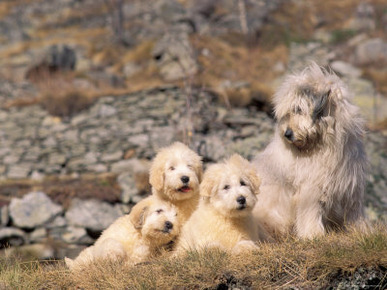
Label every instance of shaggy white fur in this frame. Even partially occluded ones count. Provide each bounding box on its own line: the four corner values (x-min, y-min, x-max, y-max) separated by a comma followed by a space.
65, 197, 180, 270
176, 154, 265, 253
149, 142, 203, 224
253, 63, 367, 239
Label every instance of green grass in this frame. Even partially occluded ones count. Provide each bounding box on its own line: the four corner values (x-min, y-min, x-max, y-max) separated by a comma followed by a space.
1, 224, 386, 289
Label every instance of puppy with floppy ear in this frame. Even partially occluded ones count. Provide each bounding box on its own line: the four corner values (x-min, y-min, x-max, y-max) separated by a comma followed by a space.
149, 142, 203, 224
176, 154, 265, 254
65, 196, 180, 270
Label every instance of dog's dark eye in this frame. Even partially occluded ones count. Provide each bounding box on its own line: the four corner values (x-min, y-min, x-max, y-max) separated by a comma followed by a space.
294, 106, 302, 114
240, 180, 246, 186
156, 209, 164, 214
223, 185, 230, 190
169, 166, 175, 171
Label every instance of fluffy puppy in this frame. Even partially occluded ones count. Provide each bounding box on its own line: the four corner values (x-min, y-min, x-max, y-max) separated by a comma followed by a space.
176, 154, 263, 253
253, 63, 367, 239
65, 196, 179, 270
149, 142, 203, 224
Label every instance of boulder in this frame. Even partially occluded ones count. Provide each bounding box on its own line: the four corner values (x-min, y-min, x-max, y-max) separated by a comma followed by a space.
0, 227, 26, 248
65, 199, 122, 231
9, 192, 63, 229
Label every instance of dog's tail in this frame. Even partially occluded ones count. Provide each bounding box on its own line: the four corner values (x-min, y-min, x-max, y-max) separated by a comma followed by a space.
64, 257, 74, 270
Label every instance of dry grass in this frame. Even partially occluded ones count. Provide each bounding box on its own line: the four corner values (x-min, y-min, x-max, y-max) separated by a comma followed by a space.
192, 35, 286, 107
0, 174, 121, 209
1, 225, 386, 289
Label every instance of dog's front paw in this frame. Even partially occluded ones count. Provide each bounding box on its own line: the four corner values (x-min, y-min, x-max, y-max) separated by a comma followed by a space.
232, 240, 259, 254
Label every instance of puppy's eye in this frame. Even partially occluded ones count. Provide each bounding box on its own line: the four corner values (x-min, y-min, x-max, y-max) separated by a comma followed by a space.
223, 185, 230, 190
169, 166, 175, 171
294, 106, 302, 114
240, 180, 246, 186
156, 209, 164, 214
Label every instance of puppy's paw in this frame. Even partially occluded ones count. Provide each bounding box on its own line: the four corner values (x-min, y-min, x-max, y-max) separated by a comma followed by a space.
232, 240, 259, 254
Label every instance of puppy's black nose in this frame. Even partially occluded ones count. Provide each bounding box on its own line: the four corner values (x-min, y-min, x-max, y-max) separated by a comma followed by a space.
164, 221, 173, 231
181, 176, 189, 183
284, 128, 293, 140
237, 196, 246, 205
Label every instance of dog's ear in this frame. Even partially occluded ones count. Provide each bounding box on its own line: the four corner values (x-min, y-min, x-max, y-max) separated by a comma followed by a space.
129, 198, 152, 229
313, 89, 331, 120
229, 154, 261, 195
149, 152, 166, 193
199, 164, 221, 197
247, 170, 261, 195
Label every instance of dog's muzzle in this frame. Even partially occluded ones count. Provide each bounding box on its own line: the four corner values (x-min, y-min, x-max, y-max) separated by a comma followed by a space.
163, 221, 174, 233
237, 196, 246, 210
284, 128, 294, 141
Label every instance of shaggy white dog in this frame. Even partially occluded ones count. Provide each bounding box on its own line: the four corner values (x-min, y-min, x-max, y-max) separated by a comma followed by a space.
176, 154, 264, 253
149, 142, 203, 224
65, 196, 179, 270
253, 63, 367, 239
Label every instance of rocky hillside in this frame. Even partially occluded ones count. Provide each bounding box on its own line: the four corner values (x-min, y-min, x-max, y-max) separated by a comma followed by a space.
0, 0, 386, 259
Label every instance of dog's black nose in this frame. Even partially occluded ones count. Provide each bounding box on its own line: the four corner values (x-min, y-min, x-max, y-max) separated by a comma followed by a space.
237, 196, 246, 205
284, 128, 294, 140
164, 221, 173, 230
181, 176, 189, 183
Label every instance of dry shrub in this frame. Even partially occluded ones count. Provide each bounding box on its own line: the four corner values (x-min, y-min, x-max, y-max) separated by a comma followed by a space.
192, 35, 283, 108
0, 174, 121, 209
35, 72, 94, 118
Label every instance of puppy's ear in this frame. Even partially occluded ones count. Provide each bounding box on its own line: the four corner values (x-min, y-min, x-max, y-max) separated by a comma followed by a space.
130, 198, 152, 229
149, 152, 166, 193
229, 154, 261, 195
200, 164, 221, 197
247, 170, 261, 195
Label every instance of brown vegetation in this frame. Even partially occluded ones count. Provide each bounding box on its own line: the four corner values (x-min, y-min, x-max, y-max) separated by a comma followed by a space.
1, 225, 386, 289
0, 174, 121, 209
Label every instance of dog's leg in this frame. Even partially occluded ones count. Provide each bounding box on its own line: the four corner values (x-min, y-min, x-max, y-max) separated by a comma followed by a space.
294, 191, 325, 238
93, 238, 126, 261
232, 240, 259, 254
130, 242, 151, 263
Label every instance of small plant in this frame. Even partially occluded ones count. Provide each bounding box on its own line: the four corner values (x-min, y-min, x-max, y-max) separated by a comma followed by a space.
330, 29, 357, 44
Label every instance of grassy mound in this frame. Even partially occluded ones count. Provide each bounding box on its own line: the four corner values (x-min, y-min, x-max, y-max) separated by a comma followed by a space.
1, 225, 386, 289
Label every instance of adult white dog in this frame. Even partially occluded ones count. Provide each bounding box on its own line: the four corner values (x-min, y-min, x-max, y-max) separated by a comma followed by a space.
253, 63, 367, 239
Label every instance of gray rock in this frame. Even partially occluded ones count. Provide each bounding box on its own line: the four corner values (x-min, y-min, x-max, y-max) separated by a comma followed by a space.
98, 104, 117, 118
111, 158, 151, 174
86, 163, 108, 173
65, 199, 122, 231
330, 61, 362, 78
7, 163, 32, 179
45, 215, 67, 229
0, 206, 9, 226
354, 38, 387, 65
118, 173, 139, 203
29, 227, 47, 243
0, 227, 26, 247
101, 151, 123, 162
9, 191, 63, 229
152, 32, 198, 81
61, 226, 94, 245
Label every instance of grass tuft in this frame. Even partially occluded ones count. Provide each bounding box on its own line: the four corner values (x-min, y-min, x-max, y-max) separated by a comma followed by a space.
1, 224, 386, 289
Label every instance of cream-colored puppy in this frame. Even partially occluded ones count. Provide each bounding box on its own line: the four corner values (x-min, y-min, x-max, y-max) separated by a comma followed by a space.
176, 154, 263, 253
150, 142, 203, 224
65, 196, 179, 270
